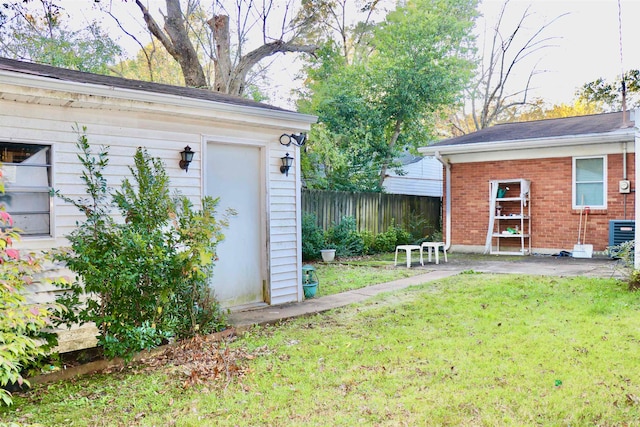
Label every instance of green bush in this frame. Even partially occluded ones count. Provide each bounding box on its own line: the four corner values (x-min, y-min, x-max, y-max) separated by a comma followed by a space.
606, 240, 637, 290
303, 215, 417, 257
405, 214, 433, 242
360, 230, 376, 255
0, 175, 59, 406
54, 128, 230, 360
325, 216, 364, 258
169, 196, 230, 337
372, 220, 412, 253
302, 213, 325, 261
373, 229, 397, 253
393, 224, 412, 246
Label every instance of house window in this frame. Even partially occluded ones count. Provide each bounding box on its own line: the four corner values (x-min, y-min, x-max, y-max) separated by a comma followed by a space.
573, 156, 606, 209
0, 143, 52, 236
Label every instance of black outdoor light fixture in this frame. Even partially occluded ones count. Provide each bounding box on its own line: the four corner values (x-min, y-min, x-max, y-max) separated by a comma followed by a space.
280, 152, 294, 176
179, 146, 195, 172
279, 132, 307, 147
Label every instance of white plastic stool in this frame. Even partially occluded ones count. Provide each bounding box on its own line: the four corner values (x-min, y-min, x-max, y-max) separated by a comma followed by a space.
420, 242, 447, 265
394, 245, 421, 268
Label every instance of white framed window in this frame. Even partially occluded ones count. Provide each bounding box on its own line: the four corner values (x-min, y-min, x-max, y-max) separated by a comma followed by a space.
573, 155, 606, 209
0, 143, 52, 236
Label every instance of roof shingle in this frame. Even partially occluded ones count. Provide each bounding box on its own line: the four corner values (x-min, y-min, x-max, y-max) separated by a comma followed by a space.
434, 111, 634, 147
0, 57, 290, 112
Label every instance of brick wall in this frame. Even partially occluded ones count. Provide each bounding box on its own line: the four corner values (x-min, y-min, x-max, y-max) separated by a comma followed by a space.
445, 153, 635, 252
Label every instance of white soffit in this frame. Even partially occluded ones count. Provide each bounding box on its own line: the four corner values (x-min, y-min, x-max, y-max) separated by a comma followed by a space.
0, 71, 317, 131
419, 130, 636, 163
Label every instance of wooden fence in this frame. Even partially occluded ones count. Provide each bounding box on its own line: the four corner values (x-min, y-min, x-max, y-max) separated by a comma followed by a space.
302, 189, 441, 237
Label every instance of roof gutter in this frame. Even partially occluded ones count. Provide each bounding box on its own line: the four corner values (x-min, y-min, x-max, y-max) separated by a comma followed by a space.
419, 129, 636, 157
434, 152, 451, 251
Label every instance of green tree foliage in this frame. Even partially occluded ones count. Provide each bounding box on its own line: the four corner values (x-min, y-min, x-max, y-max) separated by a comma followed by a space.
111, 40, 270, 101
300, 0, 477, 191
112, 41, 186, 86
504, 98, 604, 122
54, 127, 230, 360
0, 169, 59, 406
0, 1, 121, 73
577, 70, 640, 112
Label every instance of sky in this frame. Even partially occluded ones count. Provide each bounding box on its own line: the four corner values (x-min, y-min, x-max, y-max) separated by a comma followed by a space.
482, 0, 640, 107
60, 0, 640, 109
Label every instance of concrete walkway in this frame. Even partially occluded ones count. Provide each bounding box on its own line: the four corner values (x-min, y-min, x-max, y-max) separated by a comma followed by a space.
228, 254, 626, 331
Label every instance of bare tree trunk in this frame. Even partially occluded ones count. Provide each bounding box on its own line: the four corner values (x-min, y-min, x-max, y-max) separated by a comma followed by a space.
134, 0, 318, 96
378, 118, 403, 189
135, 0, 207, 88
228, 40, 317, 95
209, 15, 232, 93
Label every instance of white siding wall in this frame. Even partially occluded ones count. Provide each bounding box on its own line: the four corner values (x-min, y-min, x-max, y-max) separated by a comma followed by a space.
268, 145, 303, 305
0, 85, 310, 336
383, 157, 443, 197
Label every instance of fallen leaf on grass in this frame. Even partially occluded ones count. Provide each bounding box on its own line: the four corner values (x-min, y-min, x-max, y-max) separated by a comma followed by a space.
626, 394, 640, 406
137, 335, 270, 389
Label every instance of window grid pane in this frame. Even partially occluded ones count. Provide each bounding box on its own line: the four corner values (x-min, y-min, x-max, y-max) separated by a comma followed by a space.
576, 183, 604, 206
0, 143, 51, 236
574, 157, 605, 207
576, 158, 603, 181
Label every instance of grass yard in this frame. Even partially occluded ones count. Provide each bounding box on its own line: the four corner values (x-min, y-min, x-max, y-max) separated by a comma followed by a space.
3, 273, 640, 426
312, 259, 425, 297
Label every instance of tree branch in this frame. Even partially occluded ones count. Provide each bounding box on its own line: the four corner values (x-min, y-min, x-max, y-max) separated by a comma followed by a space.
228, 40, 317, 94
134, 0, 176, 57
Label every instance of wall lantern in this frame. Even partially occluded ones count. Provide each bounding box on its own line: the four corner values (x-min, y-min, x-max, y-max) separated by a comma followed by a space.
179, 146, 195, 172
280, 152, 294, 176
279, 132, 307, 147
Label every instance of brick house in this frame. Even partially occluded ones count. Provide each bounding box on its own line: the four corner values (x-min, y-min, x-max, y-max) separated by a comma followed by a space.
419, 110, 639, 258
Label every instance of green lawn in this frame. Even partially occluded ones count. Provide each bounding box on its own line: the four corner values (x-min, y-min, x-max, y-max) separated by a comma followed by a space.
3, 273, 640, 426
311, 258, 425, 297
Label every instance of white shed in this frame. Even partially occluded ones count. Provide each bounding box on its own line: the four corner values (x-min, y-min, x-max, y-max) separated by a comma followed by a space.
0, 58, 316, 350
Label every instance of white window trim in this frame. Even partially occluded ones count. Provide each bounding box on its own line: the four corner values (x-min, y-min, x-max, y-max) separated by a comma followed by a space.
0, 141, 54, 238
572, 155, 607, 210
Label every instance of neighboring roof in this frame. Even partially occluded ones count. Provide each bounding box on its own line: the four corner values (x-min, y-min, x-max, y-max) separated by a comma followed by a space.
430, 111, 634, 148
395, 149, 423, 166
0, 57, 289, 113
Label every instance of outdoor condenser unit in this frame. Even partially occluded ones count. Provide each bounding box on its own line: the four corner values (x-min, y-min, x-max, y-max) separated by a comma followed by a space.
609, 220, 635, 248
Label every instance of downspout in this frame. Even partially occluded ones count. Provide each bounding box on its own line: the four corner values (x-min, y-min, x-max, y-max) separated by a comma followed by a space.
623, 141, 628, 219
623, 142, 628, 179
634, 109, 640, 269
434, 152, 451, 251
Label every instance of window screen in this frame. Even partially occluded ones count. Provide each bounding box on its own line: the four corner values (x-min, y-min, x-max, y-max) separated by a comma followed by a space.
0, 143, 52, 236
574, 156, 605, 208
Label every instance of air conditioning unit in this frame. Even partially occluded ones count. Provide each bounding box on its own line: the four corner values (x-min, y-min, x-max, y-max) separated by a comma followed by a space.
609, 220, 635, 249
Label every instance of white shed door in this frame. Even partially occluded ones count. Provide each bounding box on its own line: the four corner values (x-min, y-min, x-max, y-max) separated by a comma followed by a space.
206, 143, 264, 307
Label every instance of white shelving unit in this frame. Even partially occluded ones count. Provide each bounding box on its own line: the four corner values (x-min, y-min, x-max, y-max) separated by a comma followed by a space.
487, 179, 531, 255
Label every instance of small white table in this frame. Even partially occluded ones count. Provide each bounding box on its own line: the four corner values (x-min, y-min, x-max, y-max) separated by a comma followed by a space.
420, 242, 447, 265
394, 245, 422, 268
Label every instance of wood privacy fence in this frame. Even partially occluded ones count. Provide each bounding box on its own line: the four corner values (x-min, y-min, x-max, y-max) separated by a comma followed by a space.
302, 189, 441, 237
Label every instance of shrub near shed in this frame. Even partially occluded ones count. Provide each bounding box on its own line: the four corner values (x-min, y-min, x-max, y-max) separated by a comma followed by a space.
0, 170, 58, 406
54, 128, 230, 361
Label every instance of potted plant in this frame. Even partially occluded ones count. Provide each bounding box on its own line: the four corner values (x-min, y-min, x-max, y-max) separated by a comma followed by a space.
302, 265, 319, 298
320, 245, 336, 262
